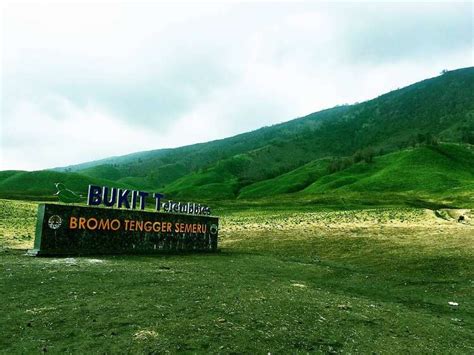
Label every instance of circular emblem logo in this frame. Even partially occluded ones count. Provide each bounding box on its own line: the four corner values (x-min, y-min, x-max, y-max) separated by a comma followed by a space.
210, 224, 218, 235
48, 215, 62, 230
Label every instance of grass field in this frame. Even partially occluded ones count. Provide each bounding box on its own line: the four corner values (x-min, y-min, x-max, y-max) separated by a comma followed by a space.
1, 199, 473, 353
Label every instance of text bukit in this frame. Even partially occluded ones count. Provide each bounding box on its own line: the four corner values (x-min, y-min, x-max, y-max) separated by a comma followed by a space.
87, 185, 211, 216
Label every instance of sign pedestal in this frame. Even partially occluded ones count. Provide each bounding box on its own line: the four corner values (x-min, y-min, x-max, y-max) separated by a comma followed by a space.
29, 204, 219, 256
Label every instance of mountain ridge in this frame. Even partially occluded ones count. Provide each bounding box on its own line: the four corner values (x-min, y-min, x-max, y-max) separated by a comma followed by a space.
1, 67, 473, 207
55, 66, 473, 174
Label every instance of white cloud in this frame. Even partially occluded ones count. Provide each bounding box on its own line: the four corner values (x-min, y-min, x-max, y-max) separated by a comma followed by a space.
1, 1, 472, 170
1, 96, 153, 170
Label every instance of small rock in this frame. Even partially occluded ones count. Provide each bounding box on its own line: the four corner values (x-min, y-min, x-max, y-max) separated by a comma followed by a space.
448, 301, 459, 307
87, 259, 104, 264
338, 304, 352, 310
291, 283, 306, 288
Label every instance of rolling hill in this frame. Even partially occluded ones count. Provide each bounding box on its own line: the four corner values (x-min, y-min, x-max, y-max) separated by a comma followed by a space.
299, 144, 474, 207
0, 170, 133, 201
301, 144, 474, 195
1, 67, 473, 206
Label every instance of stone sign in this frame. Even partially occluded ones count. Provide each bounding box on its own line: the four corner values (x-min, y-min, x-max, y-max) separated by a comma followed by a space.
28, 203, 219, 256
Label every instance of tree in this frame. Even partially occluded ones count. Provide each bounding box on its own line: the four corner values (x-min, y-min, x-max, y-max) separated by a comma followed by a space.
362, 147, 375, 163
352, 147, 375, 164
328, 157, 352, 174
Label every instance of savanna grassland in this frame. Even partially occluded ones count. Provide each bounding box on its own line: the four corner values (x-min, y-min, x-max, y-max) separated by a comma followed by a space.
1, 199, 473, 353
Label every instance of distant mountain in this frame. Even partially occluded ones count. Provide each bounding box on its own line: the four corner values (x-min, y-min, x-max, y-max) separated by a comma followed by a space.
1, 67, 473, 207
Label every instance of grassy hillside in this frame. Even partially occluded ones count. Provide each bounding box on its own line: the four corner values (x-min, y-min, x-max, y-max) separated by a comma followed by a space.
1, 68, 473, 205
0, 170, 134, 201
298, 144, 474, 208
303, 144, 474, 194
238, 158, 331, 199
4, 144, 470, 204
58, 67, 474, 189
162, 144, 473, 207
79, 165, 123, 181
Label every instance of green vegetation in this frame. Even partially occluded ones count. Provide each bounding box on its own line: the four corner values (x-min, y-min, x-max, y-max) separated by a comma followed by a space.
146, 143, 474, 208
302, 144, 474, 194
1, 200, 473, 352
0, 170, 135, 201
0, 200, 36, 250
163, 155, 251, 200
0, 67, 473, 206
2, 144, 472, 208
238, 158, 331, 198
237, 144, 474, 202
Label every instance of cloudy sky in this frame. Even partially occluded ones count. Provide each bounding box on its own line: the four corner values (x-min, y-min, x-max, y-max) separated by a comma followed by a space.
1, 1, 472, 171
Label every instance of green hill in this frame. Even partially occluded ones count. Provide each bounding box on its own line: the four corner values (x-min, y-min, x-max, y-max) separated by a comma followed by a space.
302, 144, 474, 195
57, 67, 473, 189
231, 158, 331, 199
161, 142, 473, 203
79, 165, 123, 182
234, 144, 473, 206
0, 170, 133, 201
1, 67, 473, 207
299, 144, 474, 207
